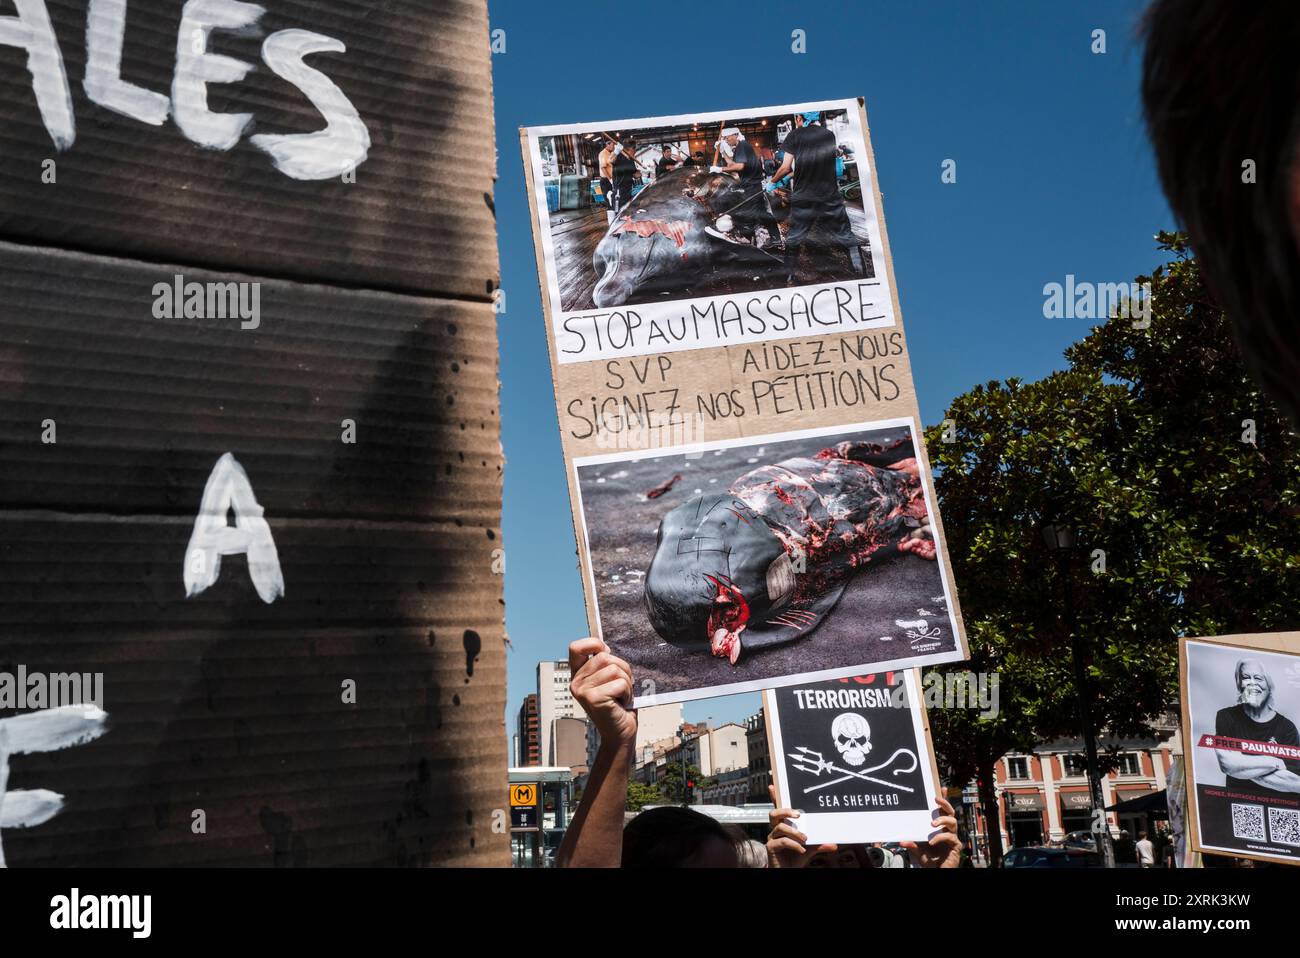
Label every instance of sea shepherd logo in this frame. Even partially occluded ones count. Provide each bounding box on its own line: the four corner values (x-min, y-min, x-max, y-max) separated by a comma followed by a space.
50, 888, 151, 938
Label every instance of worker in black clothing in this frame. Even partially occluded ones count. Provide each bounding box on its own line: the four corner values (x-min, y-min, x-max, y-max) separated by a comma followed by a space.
767, 111, 863, 282
711, 127, 782, 249
655, 145, 681, 180
607, 134, 639, 215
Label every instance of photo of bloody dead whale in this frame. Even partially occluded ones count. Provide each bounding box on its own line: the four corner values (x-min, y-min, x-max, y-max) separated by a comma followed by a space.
572, 419, 964, 706
527, 103, 878, 314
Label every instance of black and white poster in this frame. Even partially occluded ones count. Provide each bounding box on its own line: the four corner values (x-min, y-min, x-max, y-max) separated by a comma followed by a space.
765, 670, 939, 844
1183, 637, 1300, 865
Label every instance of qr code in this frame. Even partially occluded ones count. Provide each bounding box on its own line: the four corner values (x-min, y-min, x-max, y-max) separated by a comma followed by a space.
1268, 807, 1300, 847
1231, 803, 1266, 841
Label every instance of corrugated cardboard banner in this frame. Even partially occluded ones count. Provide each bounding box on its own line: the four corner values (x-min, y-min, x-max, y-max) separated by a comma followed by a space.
0, 0, 505, 866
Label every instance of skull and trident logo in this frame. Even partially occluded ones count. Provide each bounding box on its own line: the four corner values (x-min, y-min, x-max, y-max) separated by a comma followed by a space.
790, 712, 919, 794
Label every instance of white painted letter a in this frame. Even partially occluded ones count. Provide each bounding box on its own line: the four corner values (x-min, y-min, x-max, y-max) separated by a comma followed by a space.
184, 453, 284, 604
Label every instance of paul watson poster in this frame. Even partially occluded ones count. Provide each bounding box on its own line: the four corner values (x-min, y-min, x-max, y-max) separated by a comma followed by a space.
1182, 635, 1300, 865
521, 99, 968, 707
765, 671, 940, 845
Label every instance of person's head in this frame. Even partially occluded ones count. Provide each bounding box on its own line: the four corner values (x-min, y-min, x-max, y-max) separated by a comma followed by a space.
621, 806, 742, 867
737, 838, 768, 868
1141, 1, 1300, 425
722, 127, 741, 149
1236, 658, 1276, 709
799, 110, 820, 127
1139, 831, 1148, 841
808, 844, 873, 868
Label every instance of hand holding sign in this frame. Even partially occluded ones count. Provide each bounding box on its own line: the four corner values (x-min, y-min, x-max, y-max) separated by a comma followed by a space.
568, 637, 636, 746
898, 795, 961, 869
765, 784, 836, 868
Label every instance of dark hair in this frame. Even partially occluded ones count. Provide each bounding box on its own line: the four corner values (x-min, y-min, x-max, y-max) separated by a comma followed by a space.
1141, 1, 1300, 424
621, 806, 741, 867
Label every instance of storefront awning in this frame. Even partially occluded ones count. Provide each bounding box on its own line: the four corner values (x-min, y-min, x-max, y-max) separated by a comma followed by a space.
1106, 789, 1167, 816
1005, 792, 1044, 812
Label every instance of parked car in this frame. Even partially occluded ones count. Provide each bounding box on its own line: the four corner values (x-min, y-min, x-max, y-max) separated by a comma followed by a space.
1001, 845, 1101, 868
1061, 830, 1098, 850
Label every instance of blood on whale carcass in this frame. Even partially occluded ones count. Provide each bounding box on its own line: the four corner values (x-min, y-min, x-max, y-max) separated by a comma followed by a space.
642, 438, 936, 665
591, 167, 779, 307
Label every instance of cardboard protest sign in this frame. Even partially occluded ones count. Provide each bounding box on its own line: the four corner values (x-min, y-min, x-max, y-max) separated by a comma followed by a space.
1181, 634, 1300, 866
0, 0, 497, 298
765, 671, 940, 845
521, 99, 967, 706
0, 0, 505, 866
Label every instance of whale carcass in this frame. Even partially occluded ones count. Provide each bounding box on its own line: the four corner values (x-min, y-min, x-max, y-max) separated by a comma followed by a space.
642, 438, 935, 665
591, 166, 782, 307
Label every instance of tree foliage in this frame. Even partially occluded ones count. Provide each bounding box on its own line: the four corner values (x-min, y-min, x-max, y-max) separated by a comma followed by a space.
657, 762, 709, 804
625, 780, 662, 812
924, 233, 1300, 861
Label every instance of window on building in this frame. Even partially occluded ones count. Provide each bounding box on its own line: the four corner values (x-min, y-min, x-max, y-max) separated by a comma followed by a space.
1116, 753, 1140, 776
1062, 753, 1087, 777
1006, 756, 1030, 780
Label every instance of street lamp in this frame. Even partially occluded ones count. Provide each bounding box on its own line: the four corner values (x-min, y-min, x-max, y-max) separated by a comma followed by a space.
1040, 522, 1075, 552
1042, 519, 1116, 868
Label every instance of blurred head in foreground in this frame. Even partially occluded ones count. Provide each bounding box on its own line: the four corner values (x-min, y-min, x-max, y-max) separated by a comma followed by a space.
1142, 1, 1300, 424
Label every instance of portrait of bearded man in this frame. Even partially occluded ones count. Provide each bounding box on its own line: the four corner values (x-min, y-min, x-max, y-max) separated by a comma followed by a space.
1214, 660, 1300, 797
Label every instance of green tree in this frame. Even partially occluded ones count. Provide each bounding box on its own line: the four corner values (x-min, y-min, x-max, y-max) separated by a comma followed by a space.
926, 233, 1300, 864
625, 780, 662, 812
658, 762, 708, 804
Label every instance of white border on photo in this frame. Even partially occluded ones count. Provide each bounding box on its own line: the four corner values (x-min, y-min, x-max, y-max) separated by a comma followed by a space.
1185, 638, 1300, 860
573, 415, 963, 707
524, 98, 896, 363
765, 670, 939, 844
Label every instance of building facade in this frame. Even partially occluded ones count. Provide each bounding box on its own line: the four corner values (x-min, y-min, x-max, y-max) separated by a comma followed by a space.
537, 660, 577, 766
700, 767, 751, 806
972, 718, 1180, 853
663, 721, 749, 778
516, 693, 540, 767
707, 722, 749, 776
553, 716, 590, 776
745, 711, 771, 802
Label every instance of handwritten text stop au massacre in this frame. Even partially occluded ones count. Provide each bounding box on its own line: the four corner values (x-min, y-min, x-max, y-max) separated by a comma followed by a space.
556, 282, 895, 363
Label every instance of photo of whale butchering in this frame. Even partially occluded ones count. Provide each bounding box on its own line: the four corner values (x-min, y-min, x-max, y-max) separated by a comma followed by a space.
572, 421, 963, 705
535, 106, 874, 312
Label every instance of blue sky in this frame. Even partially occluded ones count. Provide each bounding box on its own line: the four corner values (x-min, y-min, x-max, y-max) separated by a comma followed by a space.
489, 0, 1171, 736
